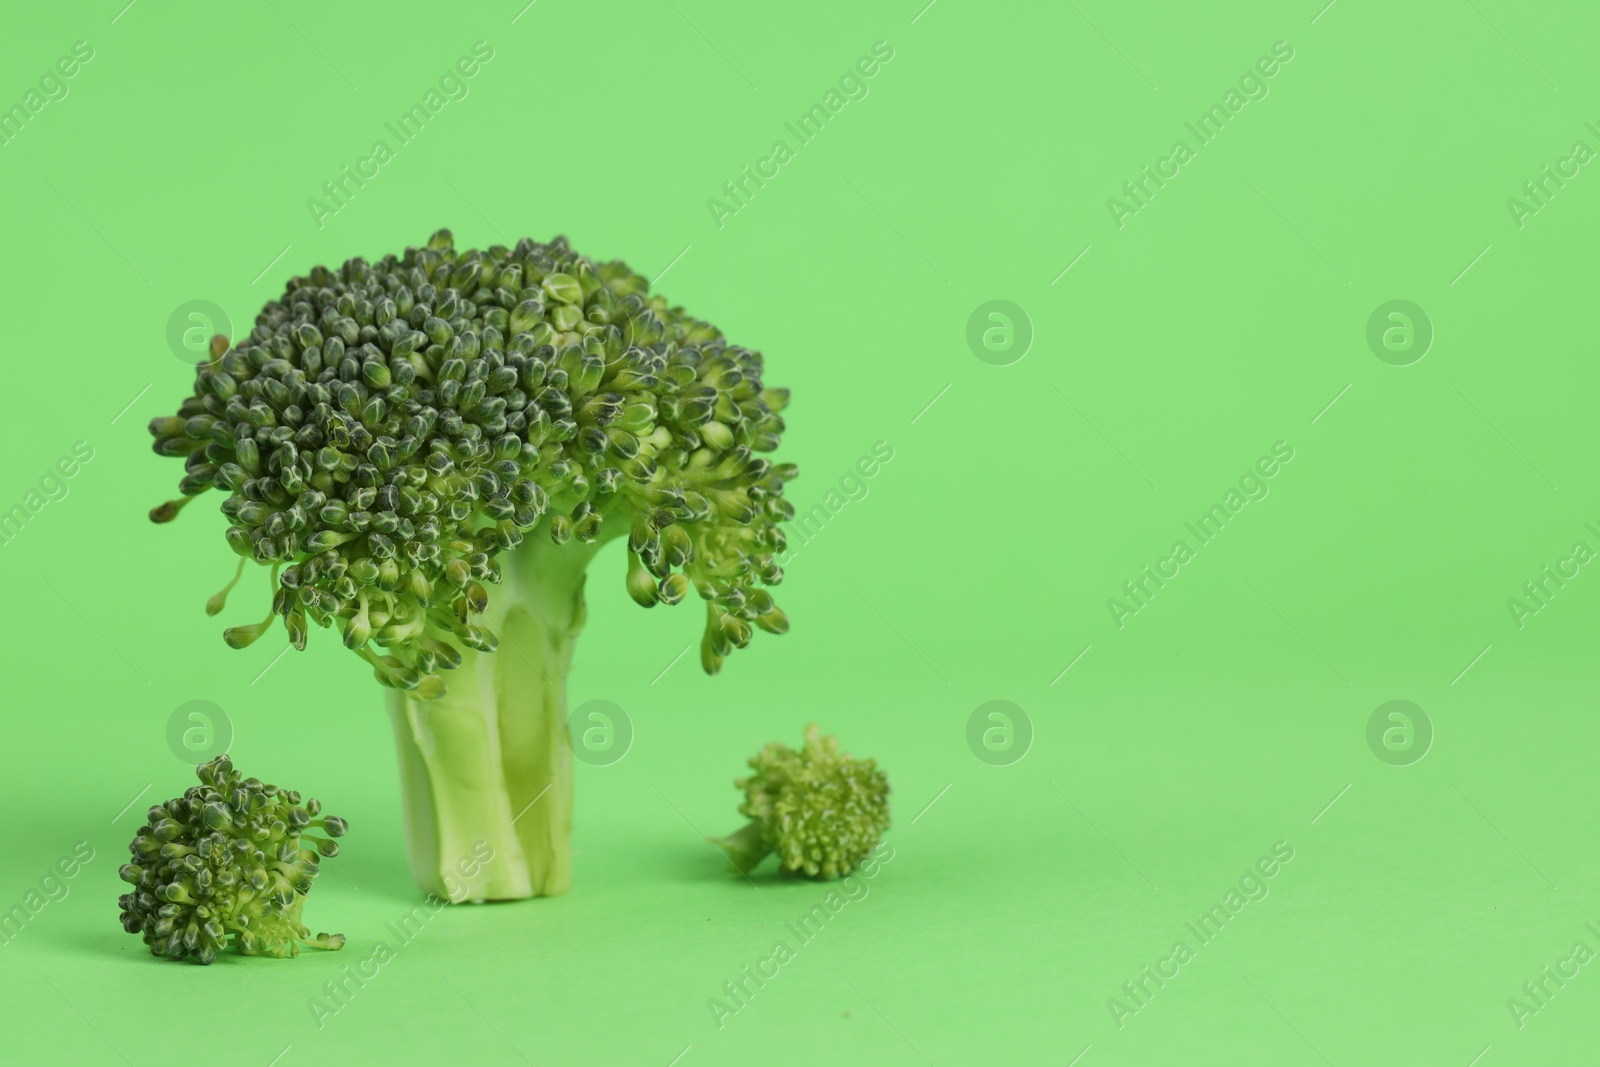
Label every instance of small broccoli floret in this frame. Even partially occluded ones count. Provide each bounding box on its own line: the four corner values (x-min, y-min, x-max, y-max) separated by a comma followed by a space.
710, 724, 890, 880
117, 755, 347, 964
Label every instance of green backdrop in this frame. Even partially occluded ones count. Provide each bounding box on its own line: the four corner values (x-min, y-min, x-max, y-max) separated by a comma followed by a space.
2, 1, 1597, 1064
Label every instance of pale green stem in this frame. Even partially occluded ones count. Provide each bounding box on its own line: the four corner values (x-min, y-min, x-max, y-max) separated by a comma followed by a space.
708, 819, 770, 875
386, 527, 618, 902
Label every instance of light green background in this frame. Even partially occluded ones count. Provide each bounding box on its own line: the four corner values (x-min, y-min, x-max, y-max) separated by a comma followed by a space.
2, 1, 1598, 1064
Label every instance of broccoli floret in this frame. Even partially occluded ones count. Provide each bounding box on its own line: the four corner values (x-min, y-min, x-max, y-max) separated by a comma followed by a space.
148, 230, 795, 901
710, 724, 890, 880
117, 755, 347, 964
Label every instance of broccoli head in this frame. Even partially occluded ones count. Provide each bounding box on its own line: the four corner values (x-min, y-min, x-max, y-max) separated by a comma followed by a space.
711, 724, 890, 880
147, 231, 796, 900
117, 755, 347, 964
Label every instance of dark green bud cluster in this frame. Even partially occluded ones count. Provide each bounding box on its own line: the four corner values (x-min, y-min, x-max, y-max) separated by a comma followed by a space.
712, 724, 890, 880
117, 755, 347, 964
150, 229, 796, 694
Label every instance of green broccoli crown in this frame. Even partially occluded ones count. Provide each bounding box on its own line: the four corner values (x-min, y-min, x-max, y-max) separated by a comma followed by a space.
739, 724, 890, 879
117, 755, 347, 965
149, 229, 795, 696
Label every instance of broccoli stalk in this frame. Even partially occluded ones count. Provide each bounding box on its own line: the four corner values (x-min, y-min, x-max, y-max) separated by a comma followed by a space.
387, 531, 604, 899
710, 724, 890, 880
149, 230, 795, 901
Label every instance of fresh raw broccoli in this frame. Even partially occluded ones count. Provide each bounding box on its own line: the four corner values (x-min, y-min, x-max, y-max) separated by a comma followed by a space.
710, 724, 890, 880
148, 230, 795, 901
117, 755, 347, 964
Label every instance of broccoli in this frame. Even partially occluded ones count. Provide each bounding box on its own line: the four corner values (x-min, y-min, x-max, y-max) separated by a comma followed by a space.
710, 724, 890, 880
148, 230, 795, 901
117, 755, 347, 964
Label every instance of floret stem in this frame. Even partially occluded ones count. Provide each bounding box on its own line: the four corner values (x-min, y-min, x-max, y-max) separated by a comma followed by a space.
386, 525, 617, 902
708, 819, 770, 875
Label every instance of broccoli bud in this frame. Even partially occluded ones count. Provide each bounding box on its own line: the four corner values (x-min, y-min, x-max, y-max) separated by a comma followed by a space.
711, 724, 890, 880
148, 229, 793, 694
117, 755, 347, 964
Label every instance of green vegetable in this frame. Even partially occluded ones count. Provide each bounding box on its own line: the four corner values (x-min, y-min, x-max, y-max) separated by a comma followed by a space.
711, 724, 890, 879
149, 230, 795, 901
117, 755, 347, 964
